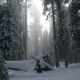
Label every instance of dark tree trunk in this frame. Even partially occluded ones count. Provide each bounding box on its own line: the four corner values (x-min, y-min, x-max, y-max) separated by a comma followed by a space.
51, 2, 60, 67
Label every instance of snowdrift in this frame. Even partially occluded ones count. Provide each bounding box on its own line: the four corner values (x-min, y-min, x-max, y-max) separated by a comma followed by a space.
6, 60, 35, 71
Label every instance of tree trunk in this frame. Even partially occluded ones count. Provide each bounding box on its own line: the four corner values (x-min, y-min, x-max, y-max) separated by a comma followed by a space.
22, 0, 27, 59
51, 2, 60, 67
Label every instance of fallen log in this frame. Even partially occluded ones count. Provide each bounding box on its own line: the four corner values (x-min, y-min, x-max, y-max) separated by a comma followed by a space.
31, 56, 53, 70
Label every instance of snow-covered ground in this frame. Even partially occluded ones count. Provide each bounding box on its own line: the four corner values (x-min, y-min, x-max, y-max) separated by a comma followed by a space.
7, 60, 80, 80
6, 60, 35, 71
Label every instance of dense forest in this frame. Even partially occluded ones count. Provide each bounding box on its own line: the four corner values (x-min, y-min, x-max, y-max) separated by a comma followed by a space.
0, 0, 80, 80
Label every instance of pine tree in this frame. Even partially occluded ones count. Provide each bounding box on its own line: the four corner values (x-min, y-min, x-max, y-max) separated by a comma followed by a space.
0, 52, 9, 80
1, 0, 24, 60
0, 3, 9, 80
0, 1, 13, 60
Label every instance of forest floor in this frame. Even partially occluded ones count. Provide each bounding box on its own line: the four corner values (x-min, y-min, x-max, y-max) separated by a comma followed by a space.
7, 60, 80, 80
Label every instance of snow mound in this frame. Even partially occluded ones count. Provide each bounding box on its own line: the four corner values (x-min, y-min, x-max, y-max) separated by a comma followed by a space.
6, 60, 35, 71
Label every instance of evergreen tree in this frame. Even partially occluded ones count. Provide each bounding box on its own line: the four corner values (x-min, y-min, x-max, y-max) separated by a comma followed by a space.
0, 51, 9, 80
0, 2, 12, 60
3, 0, 24, 60
43, 0, 63, 67
0, 2, 9, 79
70, 1, 80, 63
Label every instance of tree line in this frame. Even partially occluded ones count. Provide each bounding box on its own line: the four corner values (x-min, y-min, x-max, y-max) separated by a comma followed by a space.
43, 0, 80, 68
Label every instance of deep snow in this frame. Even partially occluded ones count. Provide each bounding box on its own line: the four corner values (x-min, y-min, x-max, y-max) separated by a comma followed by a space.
6, 60, 35, 71
7, 60, 80, 80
